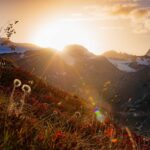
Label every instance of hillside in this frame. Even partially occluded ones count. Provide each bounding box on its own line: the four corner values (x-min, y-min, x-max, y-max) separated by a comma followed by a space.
0, 63, 150, 149
1, 42, 150, 138
1, 47, 122, 101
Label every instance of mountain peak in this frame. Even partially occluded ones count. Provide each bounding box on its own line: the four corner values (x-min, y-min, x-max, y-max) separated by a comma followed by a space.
103, 50, 118, 57
146, 49, 150, 56
103, 50, 135, 60
63, 44, 93, 57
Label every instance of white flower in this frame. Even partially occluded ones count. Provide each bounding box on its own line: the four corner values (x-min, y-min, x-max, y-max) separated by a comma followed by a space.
74, 111, 81, 118
22, 84, 31, 94
14, 79, 22, 87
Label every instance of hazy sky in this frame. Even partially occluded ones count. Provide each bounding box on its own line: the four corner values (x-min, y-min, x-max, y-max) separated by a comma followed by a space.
0, 0, 150, 55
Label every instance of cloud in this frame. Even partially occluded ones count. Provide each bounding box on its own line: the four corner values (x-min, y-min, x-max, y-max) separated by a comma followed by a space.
62, 0, 150, 34
111, 3, 138, 16
132, 23, 149, 34
111, 4, 150, 33
131, 8, 150, 18
104, 0, 150, 33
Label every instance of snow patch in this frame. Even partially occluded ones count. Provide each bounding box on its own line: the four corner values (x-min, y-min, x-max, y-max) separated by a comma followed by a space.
136, 57, 149, 66
107, 58, 136, 72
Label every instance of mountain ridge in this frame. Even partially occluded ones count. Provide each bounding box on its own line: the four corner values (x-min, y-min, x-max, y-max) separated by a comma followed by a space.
1, 40, 150, 137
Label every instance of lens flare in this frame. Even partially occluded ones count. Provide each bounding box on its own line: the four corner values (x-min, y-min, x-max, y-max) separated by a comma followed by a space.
94, 107, 105, 123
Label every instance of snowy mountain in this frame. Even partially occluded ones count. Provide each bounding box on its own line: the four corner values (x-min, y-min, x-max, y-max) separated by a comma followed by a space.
0, 38, 40, 54
104, 50, 150, 72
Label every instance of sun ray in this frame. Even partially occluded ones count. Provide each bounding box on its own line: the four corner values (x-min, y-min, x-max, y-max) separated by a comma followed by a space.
31, 20, 96, 52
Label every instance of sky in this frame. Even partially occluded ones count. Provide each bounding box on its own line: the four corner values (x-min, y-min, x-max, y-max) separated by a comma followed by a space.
0, 0, 150, 55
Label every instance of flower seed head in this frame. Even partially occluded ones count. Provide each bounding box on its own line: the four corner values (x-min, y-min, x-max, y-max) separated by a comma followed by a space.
14, 79, 22, 87
22, 84, 31, 94
74, 111, 81, 118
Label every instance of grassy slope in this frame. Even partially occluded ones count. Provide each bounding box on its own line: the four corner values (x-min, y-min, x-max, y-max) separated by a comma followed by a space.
0, 67, 149, 150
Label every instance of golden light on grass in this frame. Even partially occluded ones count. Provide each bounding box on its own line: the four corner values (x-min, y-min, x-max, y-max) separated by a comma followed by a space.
31, 20, 96, 51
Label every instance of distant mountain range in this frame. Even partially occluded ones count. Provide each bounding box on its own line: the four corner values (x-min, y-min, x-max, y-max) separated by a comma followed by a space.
0, 39, 150, 137
0, 38, 40, 54
103, 50, 150, 72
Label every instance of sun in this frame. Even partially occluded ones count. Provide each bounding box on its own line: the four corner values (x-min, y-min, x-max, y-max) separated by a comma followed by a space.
31, 20, 96, 51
